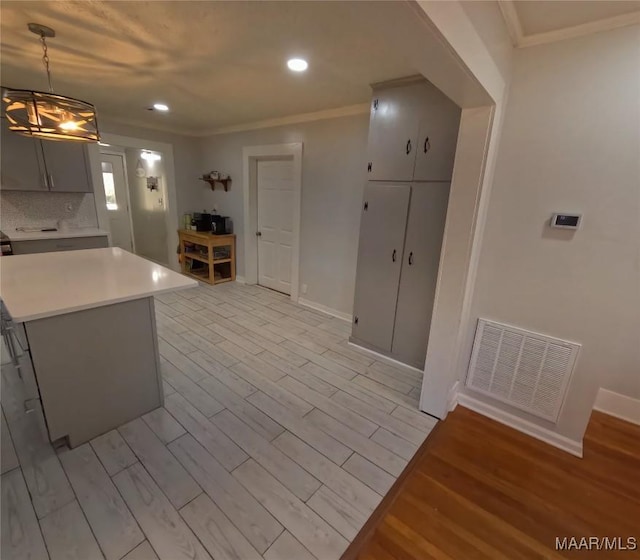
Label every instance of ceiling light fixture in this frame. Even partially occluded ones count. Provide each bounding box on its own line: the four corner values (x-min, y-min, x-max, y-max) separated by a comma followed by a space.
3, 23, 100, 142
287, 58, 308, 72
141, 151, 161, 162
152, 103, 169, 112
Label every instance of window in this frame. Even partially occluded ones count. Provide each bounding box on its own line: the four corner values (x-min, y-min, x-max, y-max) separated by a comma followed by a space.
101, 161, 118, 210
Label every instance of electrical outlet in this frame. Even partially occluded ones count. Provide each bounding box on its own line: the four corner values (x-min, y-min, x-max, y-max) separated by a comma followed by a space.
65, 203, 73, 212
301, 283, 308, 295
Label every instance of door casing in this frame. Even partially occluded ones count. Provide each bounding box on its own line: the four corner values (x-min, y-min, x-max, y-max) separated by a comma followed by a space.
242, 143, 303, 302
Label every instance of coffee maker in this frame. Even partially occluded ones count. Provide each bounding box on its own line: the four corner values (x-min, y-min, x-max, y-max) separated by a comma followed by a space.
211, 215, 232, 235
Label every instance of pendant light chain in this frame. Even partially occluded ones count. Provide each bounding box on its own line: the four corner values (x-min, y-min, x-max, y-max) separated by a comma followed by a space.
39, 32, 54, 93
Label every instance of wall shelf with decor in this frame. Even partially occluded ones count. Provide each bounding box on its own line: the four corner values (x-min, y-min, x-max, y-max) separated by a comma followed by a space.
200, 175, 231, 191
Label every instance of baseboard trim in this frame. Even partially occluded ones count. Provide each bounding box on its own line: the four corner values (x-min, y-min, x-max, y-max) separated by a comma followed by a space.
297, 297, 352, 323
456, 393, 583, 458
593, 388, 640, 426
447, 381, 460, 413
346, 341, 424, 375
234, 276, 246, 285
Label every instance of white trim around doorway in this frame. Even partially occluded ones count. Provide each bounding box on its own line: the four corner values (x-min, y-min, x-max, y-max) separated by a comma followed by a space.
91, 133, 180, 271
242, 143, 303, 302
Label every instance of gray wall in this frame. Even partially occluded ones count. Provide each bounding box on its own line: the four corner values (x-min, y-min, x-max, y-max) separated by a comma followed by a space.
100, 121, 203, 220
124, 148, 169, 264
460, 25, 640, 441
200, 114, 370, 315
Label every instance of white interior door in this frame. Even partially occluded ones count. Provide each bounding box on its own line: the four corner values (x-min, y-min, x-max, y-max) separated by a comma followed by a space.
101, 154, 133, 252
257, 159, 294, 294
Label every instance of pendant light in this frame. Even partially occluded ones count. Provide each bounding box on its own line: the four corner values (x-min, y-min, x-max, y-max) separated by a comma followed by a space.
2, 23, 100, 142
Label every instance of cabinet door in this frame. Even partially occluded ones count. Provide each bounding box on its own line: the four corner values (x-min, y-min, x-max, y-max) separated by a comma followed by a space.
11, 236, 109, 255
0, 118, 48, 191
413, 100, 461, 181
392, 182, 450, 368
351, 183, 410, 352
366, 84, 423, 182
41, 140, 92, 192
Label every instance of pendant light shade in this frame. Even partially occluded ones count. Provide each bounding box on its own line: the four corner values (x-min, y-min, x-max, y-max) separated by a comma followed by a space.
2, 23, 100, 143
3, 88, 99, 142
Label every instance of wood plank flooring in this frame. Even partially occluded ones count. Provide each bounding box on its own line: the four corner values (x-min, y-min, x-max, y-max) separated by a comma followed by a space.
1, 282, 432, 560
343, 406, 640, 560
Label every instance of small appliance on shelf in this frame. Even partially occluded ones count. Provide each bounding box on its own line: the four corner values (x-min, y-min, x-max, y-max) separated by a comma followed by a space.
211, 215, 232, 235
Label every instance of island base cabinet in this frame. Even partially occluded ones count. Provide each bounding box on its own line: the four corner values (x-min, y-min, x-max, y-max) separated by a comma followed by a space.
25, 297, 163, 447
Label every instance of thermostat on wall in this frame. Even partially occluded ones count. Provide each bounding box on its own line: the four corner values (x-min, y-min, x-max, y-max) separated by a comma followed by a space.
550, 213, 582, 229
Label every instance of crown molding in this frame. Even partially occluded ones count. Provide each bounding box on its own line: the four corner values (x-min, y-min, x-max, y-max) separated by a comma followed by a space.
498, 1, 640, 49
99, 102, 371, 139
198, 103, 370, 137
497, 0, 524, 47
99, 113, 202, 138
518, 11, 640, 48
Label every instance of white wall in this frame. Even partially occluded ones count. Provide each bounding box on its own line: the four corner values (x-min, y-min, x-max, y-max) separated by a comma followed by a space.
460, 25, 640, 442
200, 114, 370, 315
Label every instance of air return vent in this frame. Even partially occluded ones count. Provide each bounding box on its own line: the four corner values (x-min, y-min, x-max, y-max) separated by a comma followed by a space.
466, 319, 580, 422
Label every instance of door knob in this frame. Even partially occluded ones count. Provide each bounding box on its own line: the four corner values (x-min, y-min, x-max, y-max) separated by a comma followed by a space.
256, 231, 262, 236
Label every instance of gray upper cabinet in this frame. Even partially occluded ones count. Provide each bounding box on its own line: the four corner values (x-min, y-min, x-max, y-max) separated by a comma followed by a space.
0, 117, 93, 193
351, 183, 410, 352
413, 100, 461, 181
366, 78, 461, 183
366, 84, 422, 182
391, 182, 450, 368
40, 139, 92, 192
0, 117, 48, 191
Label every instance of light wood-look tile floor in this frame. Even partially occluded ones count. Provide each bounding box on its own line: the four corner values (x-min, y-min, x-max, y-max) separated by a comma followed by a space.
1, 282, 437, 560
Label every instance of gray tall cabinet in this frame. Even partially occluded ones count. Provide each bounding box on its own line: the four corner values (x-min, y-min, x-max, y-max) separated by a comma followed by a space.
351, 77, 461, 368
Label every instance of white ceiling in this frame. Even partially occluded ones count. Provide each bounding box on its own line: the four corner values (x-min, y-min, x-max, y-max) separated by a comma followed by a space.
0, 1, 426, 136
514, 1, 640, 35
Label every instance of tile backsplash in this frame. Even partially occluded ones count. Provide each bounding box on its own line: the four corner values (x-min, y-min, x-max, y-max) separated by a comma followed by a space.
0, 192, 99, 232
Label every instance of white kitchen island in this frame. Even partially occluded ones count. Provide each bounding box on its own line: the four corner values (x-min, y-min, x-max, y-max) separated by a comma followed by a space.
0, 247, 197, 447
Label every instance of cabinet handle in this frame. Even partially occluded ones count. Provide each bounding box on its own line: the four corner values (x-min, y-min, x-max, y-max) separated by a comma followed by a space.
392, 249, 396, 262
406, 139, 412, 155
367, 162, 372, 173
42, 173, 48, 188
24, 398, 38, 414
354, 316, 359, 325
48, 173, 55, 189
424, 137, 431, 153
408, 252, 414, 266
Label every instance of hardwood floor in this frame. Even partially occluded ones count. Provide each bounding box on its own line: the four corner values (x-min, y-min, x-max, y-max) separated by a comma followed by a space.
343, 407, 640, 560
1, 282, 435, 560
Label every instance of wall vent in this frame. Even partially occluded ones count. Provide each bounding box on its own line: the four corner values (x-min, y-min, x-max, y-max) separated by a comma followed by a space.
466, 319, 580, 422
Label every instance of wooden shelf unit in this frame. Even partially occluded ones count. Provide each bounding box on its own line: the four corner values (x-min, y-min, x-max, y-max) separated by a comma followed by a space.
178, 230, 236, 285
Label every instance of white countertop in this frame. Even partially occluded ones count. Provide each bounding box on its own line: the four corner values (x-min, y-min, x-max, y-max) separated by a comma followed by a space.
0, 247, 197, 322
7, 228, 109, 241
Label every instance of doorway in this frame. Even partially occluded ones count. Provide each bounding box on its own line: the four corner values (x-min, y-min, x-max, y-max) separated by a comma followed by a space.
242, 143, 303, 302
257, 159, 295, 294
101, 153, 134, 252
99, 147, 169, 265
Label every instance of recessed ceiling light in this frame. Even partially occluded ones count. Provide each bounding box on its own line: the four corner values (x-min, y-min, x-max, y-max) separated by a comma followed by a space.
287, 58, 308, 72
152, 103, 169, 111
